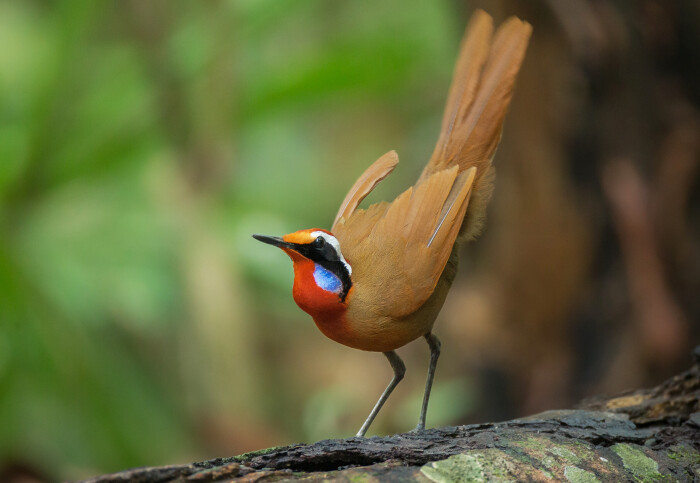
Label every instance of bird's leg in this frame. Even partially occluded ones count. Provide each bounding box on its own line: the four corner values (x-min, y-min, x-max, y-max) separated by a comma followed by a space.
356, 351, 405, 437
415, 332, 441, 432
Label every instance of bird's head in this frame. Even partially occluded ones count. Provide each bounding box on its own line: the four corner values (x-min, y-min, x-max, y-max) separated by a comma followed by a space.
253, 229, 353, 316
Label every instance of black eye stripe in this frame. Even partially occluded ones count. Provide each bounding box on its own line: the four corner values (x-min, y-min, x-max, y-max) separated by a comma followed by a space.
295, 242, 339, 263
322, 244, 338, 261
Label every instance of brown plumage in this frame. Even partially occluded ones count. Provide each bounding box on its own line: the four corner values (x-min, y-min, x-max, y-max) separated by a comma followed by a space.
331, 10, 531, 350
254, 10, 531, 436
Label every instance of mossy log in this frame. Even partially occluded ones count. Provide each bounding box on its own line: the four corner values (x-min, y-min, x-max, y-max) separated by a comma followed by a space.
83, 349, 700, 482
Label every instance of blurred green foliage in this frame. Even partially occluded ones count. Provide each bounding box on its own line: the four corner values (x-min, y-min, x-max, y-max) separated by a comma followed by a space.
0, 1, 469, 480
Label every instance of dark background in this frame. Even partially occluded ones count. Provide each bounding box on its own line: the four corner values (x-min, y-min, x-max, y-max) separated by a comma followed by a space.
0, 1, 698, 481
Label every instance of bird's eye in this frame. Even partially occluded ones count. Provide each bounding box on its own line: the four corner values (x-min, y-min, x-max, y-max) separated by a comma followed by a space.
313, 236, 325, 249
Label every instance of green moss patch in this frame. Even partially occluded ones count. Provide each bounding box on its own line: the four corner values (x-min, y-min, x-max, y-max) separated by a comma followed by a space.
421, 453, 488, 483
667, 444, 700, 466
564, 466, 601, 483
611, 443, 666, 482
505, 433, 617, 479
421, 448, 567, 482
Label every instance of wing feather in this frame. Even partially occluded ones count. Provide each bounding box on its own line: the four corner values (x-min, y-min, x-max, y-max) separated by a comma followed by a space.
332, 150, 399, 231
335, 167, 476, 318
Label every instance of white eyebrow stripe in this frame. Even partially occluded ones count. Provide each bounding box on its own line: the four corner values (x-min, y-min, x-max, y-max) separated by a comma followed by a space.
310, 231, 352, 275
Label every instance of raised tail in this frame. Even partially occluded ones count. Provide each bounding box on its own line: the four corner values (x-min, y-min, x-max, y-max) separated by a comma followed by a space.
418, 10, 531, 241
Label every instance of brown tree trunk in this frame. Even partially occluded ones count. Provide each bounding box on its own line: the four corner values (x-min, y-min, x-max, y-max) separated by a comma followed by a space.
83, 348, 699, 482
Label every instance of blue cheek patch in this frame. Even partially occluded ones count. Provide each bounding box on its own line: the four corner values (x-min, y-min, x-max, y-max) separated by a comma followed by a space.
313, 264, 342, 294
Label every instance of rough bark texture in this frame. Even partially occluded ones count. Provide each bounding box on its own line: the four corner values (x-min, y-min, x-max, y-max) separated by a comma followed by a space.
83, 349, 700, 482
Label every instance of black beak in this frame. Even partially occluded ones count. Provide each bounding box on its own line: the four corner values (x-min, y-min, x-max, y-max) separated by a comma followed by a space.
252, 234, 295, 249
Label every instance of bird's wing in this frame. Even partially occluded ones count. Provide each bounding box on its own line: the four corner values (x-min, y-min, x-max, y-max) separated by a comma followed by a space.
332, 150, 399, 231
334, 166, 476, 318
331, 10, 529, 319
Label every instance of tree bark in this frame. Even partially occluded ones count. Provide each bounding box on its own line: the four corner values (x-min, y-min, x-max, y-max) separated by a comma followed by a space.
83, 348, 700, 482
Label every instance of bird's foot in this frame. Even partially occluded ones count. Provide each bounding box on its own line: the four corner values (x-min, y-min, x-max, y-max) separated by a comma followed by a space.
410, 423, 426, 433
355, 427, 369, 438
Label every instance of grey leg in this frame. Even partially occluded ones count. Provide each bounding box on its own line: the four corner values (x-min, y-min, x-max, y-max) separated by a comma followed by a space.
415, 332, 441, 431
356, 351, 405, 437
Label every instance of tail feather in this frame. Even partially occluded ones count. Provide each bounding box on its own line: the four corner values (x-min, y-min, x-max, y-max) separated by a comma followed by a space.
419, 10, 531, 241
432, 11, 494, 168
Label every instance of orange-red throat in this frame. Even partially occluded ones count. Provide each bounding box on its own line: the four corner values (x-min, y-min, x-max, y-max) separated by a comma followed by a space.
252, 229, 353, 320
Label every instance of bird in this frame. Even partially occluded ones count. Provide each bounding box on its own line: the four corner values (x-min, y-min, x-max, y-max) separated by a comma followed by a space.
253, 10, 531, 437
